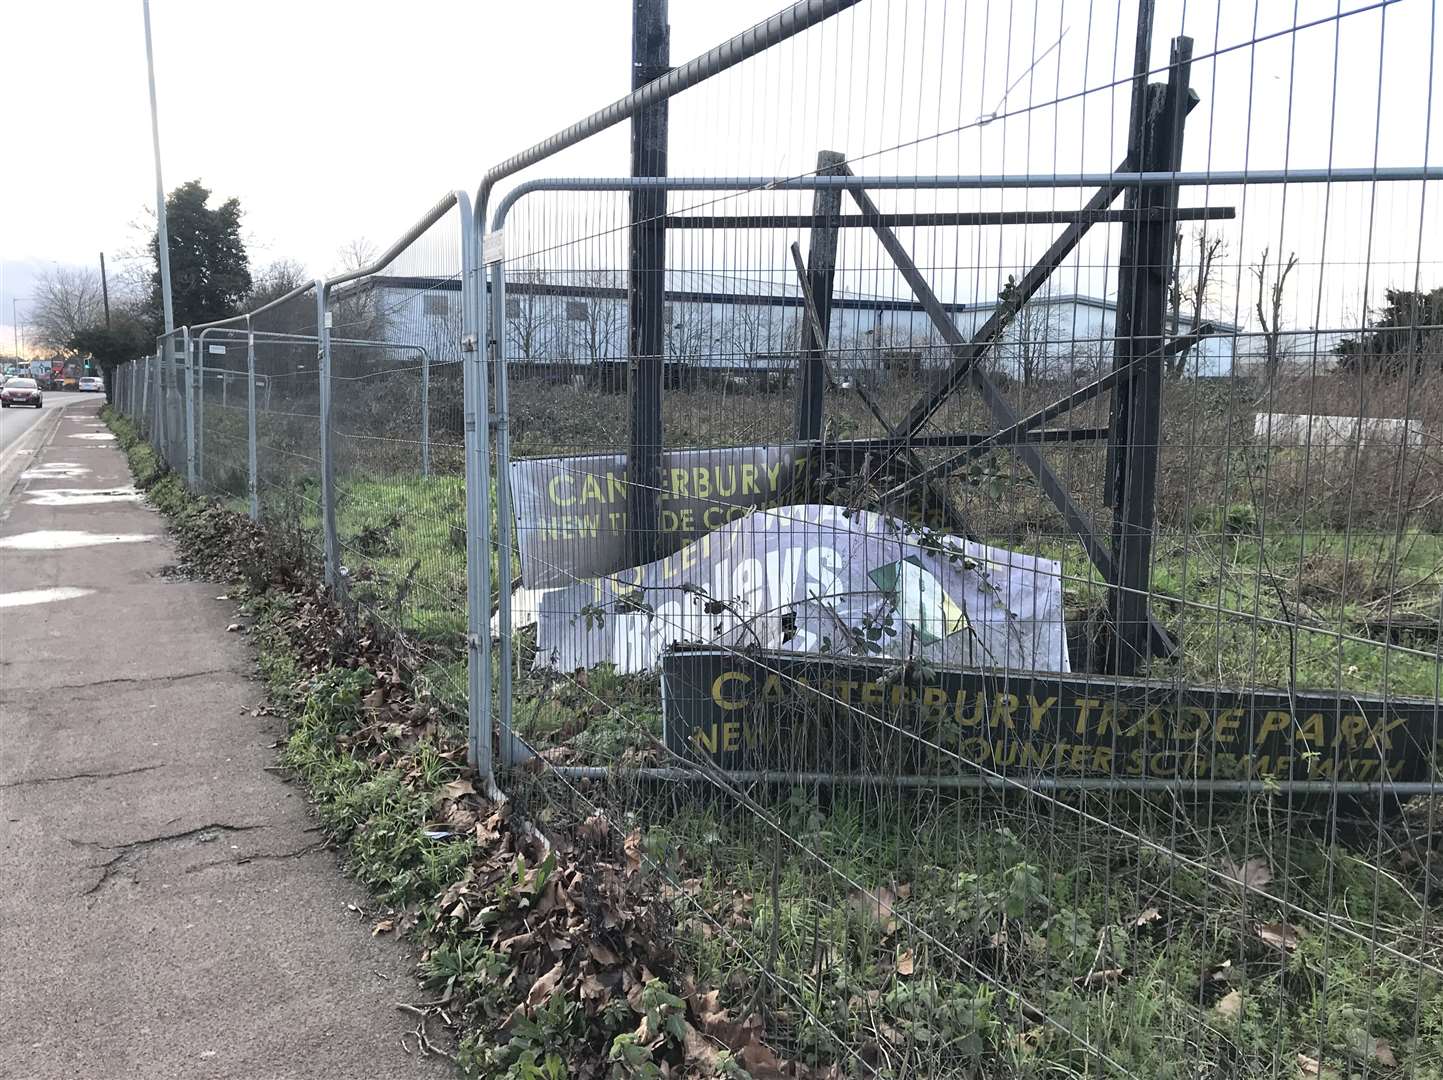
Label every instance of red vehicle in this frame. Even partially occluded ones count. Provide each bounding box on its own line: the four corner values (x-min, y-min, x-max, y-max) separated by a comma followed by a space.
1, 377, 43, 408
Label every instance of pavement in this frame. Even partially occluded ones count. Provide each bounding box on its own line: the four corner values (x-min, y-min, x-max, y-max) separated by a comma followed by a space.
0, 399, 452, 1079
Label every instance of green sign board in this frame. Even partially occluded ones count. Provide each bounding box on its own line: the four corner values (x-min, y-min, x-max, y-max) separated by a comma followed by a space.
661, 647, 1442, 786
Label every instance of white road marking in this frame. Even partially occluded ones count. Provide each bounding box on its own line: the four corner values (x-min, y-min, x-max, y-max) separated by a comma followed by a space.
0, 530, 157, 550
0, 586, 94, 609
20, 463, 91, 480
24, 487, 142, 507
67, 433, 116, 441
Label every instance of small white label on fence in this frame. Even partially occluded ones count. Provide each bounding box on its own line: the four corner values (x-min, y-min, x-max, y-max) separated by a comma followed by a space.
207, 344, 227, 355
483, 230, 505, 265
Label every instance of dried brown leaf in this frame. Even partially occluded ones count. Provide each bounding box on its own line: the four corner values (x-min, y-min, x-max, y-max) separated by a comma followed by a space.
439, 778, 475, 802
681, 1021, 724, 1071
497, 930, 537, 953
1256, 921, 1302, 951
526, 961, 565, 1009
588, 940, 621, 966
847, 884, 899, 934
623, 830, 644, 873
1297, 1053, 1322, 1076
370, 918, 394, 936
1223, 856, 1273, 891
1134, 906, 1162, 927
895, 949, 915, 977
578, 812, 610, 844
1353, 1034, 1399, 1068
738, 1036, 788, 1080
1215, 989, 1243, 1019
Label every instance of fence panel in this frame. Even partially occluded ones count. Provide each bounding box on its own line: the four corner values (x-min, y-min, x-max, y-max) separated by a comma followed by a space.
250, 288, 324, 568
480, 2, 1443, 1077
326, 203, 472, 717
88, 1, 1443, 1074
193, 328, 253, 505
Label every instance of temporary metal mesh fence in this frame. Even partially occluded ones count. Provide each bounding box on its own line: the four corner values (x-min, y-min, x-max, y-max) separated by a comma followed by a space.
327, 201, 471, 714
194, 326, 252, 501
240, 288, 321, 569
102, 0, 1443, 1075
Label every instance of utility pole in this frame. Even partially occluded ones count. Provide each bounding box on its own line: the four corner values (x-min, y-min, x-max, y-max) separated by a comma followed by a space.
142, 0, 174, 335
99, 252, 112, 329
625, 0, 670, 567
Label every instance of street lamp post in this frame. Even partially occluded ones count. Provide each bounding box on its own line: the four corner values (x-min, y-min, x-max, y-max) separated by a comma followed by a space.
142, 0, 175, 337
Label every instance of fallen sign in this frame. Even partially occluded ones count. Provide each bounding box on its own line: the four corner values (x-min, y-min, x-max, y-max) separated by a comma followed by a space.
520, 504, 1069, 677
660, 646, 1442, 787
509, 445, 813, 587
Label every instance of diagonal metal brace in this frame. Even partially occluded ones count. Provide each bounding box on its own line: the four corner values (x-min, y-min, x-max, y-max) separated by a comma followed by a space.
877, 323, 1216, 504
874, 157, 1136, 440
786, 242, 974, 538
841, 171, 1175, 657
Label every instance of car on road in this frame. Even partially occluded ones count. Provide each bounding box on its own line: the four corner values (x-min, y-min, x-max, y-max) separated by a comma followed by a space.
1, 377, 43, 408
78, 376, 104, 393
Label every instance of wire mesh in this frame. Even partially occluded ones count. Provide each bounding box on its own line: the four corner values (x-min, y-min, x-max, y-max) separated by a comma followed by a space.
482, 1, 1443, 1077
327, 203, 471, 717
251, 288, 324, 568
94, 0, 1443, 1074
195, 328, 253, 503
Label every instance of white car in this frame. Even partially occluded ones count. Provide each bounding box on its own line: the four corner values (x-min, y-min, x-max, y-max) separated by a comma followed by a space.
78, 376, 104, 392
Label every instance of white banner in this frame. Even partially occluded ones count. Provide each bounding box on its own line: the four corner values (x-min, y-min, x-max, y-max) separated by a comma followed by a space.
523, 504, 1069, 676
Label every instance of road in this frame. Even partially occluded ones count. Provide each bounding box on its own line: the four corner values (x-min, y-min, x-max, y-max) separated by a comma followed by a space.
0, 390, 88, 452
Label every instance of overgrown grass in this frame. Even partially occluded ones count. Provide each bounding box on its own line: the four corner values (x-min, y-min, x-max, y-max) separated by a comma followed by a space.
106, 403, 1443, 1079
633, 785, 1443, 1078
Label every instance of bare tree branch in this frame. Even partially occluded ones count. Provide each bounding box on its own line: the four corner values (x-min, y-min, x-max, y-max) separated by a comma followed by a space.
29, 267, 106, 355
1253, 246, 1299, 381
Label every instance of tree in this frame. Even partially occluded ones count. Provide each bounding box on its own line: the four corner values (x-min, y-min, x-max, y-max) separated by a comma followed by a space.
1335, 286, 1443, 374
724, 300, 783, 362
664, 299, 716, 363
505, 268, 560, 362
70, 317, 152, 398
335, 237, 378, 274
30, 267, 106, 355
247, 258, 310, 309
146, 180, 252, 330
328, 239, 386, 340
567, 271, 625, 361
1252, 246, 1298, 381
1167, 228, 1227, 377
996, 276, 1064, 385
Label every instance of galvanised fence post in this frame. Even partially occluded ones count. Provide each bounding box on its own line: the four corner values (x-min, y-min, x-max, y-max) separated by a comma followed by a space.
456, 190, 495, 790
246, 317, 259, 522
195, 338, 206, 489
183, 326, 197, 488
316, 283, 340, 587
421, 347, 431, 478
488, 252, 518, 767
141, 352, 151, 435
155, 340, 168, 463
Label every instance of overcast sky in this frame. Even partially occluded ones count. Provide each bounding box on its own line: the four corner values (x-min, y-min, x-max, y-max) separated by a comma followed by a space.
2, 0, 1438, 356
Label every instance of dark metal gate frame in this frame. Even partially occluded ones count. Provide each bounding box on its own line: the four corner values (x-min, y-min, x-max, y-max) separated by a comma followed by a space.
469, 0, 1443, 783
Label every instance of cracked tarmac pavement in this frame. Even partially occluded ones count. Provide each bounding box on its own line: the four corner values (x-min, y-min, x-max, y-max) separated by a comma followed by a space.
0, 401, 451, 1078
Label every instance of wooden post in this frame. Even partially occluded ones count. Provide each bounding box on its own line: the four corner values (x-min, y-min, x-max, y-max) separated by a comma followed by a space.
795, 150, 845, 440
627, 0, 670, 567
1108, 37, 1193, 674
